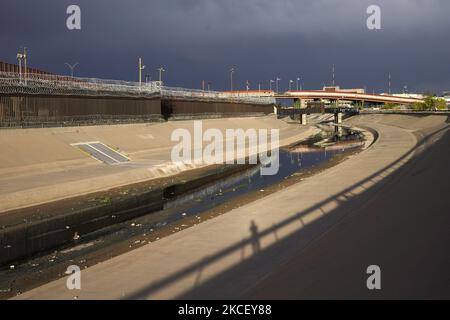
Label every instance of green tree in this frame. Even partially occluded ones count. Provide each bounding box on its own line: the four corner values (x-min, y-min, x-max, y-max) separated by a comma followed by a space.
423, 96, 436, 110
412, 95, 447, 111
383, 103, 397, 110
435, 98, 448, 110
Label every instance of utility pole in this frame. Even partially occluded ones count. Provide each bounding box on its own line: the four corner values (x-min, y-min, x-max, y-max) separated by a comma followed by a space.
157, 67, 165, 84
138, 58, 145, 87
230, 67, 235, 91
65, 62, 79, 77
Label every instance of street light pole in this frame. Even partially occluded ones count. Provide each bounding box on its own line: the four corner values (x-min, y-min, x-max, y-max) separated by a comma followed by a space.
157, 67, 165, 84
289, 80, 294, 91
16, 52, 23, 83
388, 72, 391, 95
23, 47, 27, 85
269, 79, 274, 91
296, 77, 300, 91
138, 58, 146, 87
246, 80, 250, 91
332, 64, 335, 86
276, 77, 281, 93
65, 62, 79, 77
230, 67, 235, 91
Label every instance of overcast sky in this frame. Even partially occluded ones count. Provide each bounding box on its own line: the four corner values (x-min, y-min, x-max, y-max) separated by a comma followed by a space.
1, 0, 449, 93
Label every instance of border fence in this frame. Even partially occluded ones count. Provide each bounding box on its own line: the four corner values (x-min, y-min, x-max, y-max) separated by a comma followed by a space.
0, 72, 275, 128
0, 72, 275, 104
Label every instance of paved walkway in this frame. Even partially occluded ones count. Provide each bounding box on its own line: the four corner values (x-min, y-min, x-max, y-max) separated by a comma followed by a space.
15, 115, 448, 299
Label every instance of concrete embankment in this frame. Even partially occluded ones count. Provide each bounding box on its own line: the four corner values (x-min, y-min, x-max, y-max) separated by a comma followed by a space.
13, 114, 449, 299
0, 115, 320, 266
0, 115, 317, 212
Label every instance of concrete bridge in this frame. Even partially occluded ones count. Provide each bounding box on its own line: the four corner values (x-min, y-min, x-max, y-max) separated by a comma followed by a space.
276, 90, 423, 105
228, 90, 424, 105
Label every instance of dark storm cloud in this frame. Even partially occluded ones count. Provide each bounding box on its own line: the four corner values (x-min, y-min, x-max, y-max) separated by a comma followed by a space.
0, 0, 449, 93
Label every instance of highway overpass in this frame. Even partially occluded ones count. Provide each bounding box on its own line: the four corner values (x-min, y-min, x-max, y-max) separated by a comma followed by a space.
227, 90, 424, 105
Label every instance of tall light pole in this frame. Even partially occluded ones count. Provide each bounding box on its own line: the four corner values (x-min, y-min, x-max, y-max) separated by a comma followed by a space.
16, 47, 27, 84
289, 80, 294, 91
65, 62, 79, 77
332, 64, 335, 86
296, 77, 300, 91
276, 77, 281, 93
16, 52, 23, 83
230, 67, 235, 91
138, 58, 146, 87
269, 79, 274, 91
246, 80, 250, 91
388, 72, 391, 95
258, 82, 261, 91
23, 47, 27, 85
157, 67, 165, 84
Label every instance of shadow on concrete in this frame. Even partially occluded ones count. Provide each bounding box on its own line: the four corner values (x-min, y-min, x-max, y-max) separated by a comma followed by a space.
123, 124, 449, 300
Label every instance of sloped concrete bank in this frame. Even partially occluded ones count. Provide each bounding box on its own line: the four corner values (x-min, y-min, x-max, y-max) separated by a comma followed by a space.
11, 114, 448, 300
0, 115, 325, 267
0, 164, 253, 266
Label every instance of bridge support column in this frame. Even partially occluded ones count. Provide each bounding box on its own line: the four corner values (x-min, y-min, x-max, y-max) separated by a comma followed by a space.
300, 113, 307, 125
334, 112, 342, 124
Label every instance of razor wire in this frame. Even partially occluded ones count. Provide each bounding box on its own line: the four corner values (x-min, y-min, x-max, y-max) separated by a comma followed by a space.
160, 86, 275, 105
0, 72, 161, 98
0, 72, 275, 105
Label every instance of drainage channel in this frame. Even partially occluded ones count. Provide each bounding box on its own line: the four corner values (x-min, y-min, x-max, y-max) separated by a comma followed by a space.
0, 125, 366, 298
